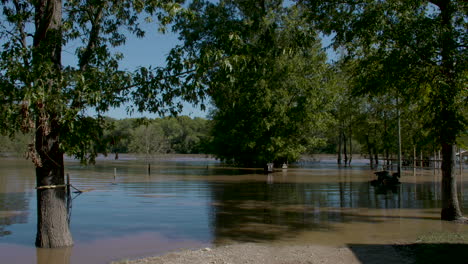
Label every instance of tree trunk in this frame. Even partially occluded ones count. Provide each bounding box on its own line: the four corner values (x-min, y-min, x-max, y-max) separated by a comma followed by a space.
440, 143, 463, 220
337, 128, 342, 165
436, 0, 464, 221
420, 150, 423, 168
397, 100, 402, 175
366, 135, 373, 169
35, 116, 73, 248
385, 149, 390, 169
343, 131, 348, 167
33, 0, 72, 248
348, 125, 353, 166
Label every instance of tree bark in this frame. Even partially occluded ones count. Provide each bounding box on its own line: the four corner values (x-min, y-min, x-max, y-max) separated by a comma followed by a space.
440, 143, 463, 220
33, 0, 73, 248
35, 116, 73, 248
436, 0, 464, 221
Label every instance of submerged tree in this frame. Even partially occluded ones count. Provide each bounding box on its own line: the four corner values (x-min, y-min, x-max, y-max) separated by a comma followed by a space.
0, 0, 196, 248
168, 0, 334, 166
301, 0, 467, 221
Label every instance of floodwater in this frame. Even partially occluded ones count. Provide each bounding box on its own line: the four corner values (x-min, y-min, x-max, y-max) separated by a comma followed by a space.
0, 155, 467, 264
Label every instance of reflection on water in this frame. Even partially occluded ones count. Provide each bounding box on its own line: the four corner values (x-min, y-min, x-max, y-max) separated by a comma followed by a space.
0, 156, 467, 263
0, 159, 35, 239
0, 193, 29, 237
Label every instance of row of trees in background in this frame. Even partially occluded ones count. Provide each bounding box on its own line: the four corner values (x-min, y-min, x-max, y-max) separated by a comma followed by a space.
2, 105, 465, 169
101, 116, 210, 157
0, 116, 210, 158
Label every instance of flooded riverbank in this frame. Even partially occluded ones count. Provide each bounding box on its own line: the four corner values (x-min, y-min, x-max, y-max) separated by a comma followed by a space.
0, 155, 467, 263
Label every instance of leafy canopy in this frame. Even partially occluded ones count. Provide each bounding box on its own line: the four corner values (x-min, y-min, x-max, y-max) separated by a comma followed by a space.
300, 0, 467, 144
168, 0, 335, 166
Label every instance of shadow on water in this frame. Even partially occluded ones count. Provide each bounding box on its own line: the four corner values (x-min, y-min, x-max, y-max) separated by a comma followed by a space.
349, 243, 468, 264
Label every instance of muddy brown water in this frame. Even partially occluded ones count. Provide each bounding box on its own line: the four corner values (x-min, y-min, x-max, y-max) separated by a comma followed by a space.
0, 156, 467, 263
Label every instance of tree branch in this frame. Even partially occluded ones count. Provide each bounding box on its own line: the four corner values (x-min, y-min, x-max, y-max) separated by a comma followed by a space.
13, 0, 30, 68
33, 0, 54, 47
116, 68, 197, 93
79, 4, 104, 71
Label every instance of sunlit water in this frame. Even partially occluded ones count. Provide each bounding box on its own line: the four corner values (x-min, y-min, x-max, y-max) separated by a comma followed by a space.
0, 155, 467, 264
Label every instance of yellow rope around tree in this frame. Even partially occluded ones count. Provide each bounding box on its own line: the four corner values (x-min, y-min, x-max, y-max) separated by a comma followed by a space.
35, 184, 94, 193
35, 184, 67, 190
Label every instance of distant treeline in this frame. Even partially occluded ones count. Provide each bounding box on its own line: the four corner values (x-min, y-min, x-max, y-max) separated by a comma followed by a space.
99, 116, 211, 158
0, 116, 211, 158
0, 114, 361, 160
2, 115, 464, 166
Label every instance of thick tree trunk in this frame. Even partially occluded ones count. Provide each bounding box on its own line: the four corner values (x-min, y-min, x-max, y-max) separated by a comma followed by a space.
440, 144, 463, 220
436, 0, 464, 222
33, 0, 72, 248
35, 116, 72, 248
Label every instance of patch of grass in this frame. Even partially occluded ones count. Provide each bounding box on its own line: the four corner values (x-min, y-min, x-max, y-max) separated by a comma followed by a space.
394, 231, 468, 264
415, 230, 468, 243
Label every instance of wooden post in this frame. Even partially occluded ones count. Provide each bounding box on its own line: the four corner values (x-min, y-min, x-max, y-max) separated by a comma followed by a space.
147, 163, 151, 175
413, 146, 417, 175
114, 168, 117, 183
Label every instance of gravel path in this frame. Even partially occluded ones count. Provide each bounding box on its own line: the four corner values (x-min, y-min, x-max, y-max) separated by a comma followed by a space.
113, 243, 411, 264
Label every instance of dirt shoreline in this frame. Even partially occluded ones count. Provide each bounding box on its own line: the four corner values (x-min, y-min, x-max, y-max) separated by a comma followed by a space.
113, 243, 413, 264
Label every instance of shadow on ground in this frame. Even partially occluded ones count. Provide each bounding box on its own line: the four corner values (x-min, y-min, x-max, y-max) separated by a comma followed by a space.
349, 243, 468, 264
